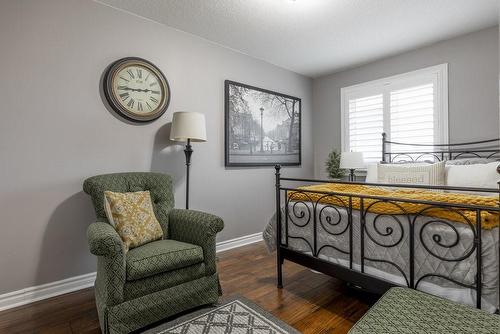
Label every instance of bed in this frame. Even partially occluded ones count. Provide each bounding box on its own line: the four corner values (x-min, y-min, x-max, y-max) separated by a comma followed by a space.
263, 134, 500, 312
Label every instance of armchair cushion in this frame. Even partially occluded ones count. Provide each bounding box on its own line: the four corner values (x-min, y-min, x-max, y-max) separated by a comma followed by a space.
126, 239, 204, 281
169, 209, 224, 276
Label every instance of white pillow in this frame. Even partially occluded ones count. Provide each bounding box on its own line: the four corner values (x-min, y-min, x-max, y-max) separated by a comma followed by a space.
365, 164, 378, 183
445, 162, 500, 193
377, 161, 445, 186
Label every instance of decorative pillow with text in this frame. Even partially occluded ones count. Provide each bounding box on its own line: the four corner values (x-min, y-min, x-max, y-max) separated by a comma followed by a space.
377, 161, 446, 186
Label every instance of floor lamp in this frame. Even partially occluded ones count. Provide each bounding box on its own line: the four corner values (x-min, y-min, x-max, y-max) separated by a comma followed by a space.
170, 111, 207, 210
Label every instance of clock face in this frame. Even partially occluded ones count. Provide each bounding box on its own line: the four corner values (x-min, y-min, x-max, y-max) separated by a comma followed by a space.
104, 58, 170, 122
113, 65, 163, 114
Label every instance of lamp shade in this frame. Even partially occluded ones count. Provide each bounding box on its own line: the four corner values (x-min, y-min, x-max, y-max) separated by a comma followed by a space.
170, 112, 207, 142
340, 152, 365, 169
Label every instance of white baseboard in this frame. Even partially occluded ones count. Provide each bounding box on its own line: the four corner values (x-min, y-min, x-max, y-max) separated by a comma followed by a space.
0, 232, 263, 312
216, 232, 263, 253
0, 272, 96, 312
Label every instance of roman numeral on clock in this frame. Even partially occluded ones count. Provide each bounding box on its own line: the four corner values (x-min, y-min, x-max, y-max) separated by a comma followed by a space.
150, 96, 159, 104
127, 99, 135, 108
127, 69, 135, 79
151, 90, 160, 94
146, 102, 153, 110
119, 92, 129, 101
137, 102, 143, 111
136, 69, 142, 79
117, 85, 128, 90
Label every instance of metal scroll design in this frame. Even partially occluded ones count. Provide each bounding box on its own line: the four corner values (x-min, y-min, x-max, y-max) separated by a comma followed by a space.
285, 191, 314, 254
286, 192, 352, 257
281, 185, 490, 308
382, 134, 500, 163
486, 151, 500, 159
452, 152, 482, 159
315, 194, 351, 257
362, 200, 411, 287
391, 153, 442, 163
413, 206, 477, 290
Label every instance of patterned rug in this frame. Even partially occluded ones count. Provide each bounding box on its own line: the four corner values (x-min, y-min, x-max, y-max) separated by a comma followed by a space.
144, 296, 301, 334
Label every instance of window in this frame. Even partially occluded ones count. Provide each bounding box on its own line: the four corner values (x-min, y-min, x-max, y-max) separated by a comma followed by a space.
341, 64, 448, 163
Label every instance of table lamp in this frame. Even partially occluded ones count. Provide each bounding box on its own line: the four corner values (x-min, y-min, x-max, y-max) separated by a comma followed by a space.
340, 152, 365, 182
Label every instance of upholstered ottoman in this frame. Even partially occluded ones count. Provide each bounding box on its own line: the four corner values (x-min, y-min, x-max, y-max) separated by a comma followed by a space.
349, 287, 499, 334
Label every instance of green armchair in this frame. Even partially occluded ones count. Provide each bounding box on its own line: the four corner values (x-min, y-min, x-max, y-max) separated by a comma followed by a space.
83, 172, 224, 334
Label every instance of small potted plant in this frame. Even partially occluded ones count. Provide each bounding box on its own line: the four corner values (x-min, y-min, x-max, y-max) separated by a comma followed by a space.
325, 150, 345, 180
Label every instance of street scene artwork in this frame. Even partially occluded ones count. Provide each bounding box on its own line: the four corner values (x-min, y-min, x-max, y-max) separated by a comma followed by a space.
225, 80, 301, 166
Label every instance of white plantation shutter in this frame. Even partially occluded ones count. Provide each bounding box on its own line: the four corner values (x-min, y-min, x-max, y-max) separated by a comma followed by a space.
390, 83, 435, 153
341, 64, 448, 164
348, 94, 383, 162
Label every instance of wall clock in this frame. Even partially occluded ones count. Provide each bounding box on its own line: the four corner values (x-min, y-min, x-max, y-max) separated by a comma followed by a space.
103, 57, 170, 122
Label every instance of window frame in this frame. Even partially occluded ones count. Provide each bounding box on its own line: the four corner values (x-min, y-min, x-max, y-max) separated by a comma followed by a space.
340, 64, 449, 162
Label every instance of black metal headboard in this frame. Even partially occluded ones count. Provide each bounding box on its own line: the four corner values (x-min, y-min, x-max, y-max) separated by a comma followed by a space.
381, 132, 500, 163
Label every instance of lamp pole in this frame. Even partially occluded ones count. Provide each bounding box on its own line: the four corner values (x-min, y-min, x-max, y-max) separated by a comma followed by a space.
349, 168, 355, 182
260, 107, 264, 152
184, 138, 193, 210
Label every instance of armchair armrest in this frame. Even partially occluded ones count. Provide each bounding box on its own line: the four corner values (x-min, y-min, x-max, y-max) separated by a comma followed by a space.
169, 209, 224, 239
87, 222, 123, 256
86, 222, 126, 306
169, 209, 224, 275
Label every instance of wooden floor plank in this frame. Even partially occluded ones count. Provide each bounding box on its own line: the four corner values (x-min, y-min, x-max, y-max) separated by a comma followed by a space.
0, 242, 376, 333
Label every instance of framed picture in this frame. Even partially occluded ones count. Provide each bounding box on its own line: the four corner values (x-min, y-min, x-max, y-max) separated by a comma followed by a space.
225, 80, 301, 167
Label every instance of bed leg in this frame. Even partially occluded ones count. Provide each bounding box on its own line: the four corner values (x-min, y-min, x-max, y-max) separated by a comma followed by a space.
275, 164, 283, 289
277, 253, 283, 288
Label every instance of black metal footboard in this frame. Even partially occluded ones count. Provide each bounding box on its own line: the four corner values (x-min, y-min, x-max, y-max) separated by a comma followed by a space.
274, 165, 500, 310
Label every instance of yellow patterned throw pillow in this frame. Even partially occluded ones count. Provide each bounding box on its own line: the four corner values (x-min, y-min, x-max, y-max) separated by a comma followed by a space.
103, 191, 163, 252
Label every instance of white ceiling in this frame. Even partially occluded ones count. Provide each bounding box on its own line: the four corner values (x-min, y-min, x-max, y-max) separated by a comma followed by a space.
97, 0, 499, 78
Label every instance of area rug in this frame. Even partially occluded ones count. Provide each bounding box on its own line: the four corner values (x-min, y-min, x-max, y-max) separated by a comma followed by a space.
144, 296, 301, 334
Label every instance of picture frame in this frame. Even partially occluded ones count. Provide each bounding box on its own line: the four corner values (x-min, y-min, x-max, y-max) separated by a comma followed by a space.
225, 80, 301, 167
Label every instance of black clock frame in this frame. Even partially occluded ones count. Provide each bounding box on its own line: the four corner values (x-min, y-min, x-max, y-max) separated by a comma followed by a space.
103, 57, 171, 123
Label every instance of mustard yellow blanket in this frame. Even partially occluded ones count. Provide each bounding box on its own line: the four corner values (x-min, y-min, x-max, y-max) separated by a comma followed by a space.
290, 184, 499, 230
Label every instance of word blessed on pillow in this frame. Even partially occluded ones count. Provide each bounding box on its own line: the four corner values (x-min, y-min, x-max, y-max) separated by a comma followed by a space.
385, 172, 430, 184
377, 161, 445, 186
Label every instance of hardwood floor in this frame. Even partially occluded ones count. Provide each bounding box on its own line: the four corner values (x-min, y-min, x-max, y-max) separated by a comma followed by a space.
0, 242, 377, 333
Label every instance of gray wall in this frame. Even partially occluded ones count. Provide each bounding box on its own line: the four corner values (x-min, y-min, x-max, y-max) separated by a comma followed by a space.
313, 26, 499, 178
0, 0, 313, 294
